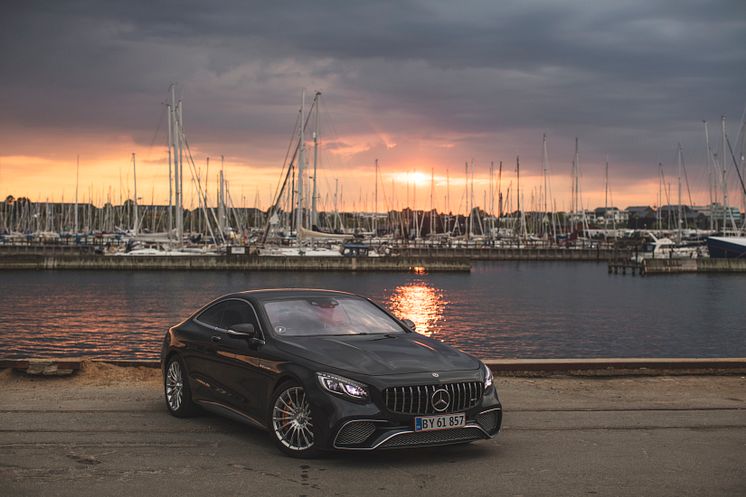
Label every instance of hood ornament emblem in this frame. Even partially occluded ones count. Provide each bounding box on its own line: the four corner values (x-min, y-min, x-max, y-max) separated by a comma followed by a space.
431, 388, 451, 412
431, 372, 439, 377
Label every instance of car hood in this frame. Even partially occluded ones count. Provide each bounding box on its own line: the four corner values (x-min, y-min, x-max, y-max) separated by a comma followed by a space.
274, 332, 480, 376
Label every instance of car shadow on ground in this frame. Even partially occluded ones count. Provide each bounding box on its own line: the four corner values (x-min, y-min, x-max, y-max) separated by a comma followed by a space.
185, 408, 499, 466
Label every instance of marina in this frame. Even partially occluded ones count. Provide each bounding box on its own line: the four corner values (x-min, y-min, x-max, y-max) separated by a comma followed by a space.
2, 90, 745, 265
3, 1, 746, 494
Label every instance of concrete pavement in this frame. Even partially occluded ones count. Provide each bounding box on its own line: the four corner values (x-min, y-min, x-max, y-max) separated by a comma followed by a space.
1, 366, 745, 497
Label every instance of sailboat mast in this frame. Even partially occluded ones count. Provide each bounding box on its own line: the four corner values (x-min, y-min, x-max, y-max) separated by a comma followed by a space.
132, 152, 138, 235
464, 161, 470, 240
218, 155, 225, 236
677, 144, 683, 241
498, 161, 503, 220
296, 90, 306, 239
334, 177, 339, 231
445, 169, 450, 233
470, 161, 475, 236
516, 155, 523, 240
446, 169, 450, 213
489, 161, 494, 235
703, 120, 713, 231
721, 115, 728, 231
204, 157, 210, 236
430, 168, 434, 236
572, 138, 579, 217
170, 85, 183, 245
166, 100, 174, 239
374, 159, 379, 234
604, 157, 609, 213
311, 92, 320, 229
74, 155, 79, 234
469, 159, 479, 234
543, 134, 548, 214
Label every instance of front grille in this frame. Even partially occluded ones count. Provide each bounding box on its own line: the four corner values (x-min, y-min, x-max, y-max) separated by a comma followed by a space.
335, 421, 377, 446
383, 381, 484, 415
379, 428, 484, 448
476, 410, 500, 433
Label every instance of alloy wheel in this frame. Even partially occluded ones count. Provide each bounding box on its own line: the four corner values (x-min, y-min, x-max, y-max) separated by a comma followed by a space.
166, 360, 184, 412
272, 386, 314, 451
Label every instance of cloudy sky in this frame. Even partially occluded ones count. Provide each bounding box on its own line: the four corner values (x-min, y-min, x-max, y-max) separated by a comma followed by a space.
1, 0, 744, 211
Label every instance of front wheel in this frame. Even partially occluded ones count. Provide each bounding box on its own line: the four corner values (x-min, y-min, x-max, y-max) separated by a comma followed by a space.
164, 356, 198, 417
270, 382, 319, 458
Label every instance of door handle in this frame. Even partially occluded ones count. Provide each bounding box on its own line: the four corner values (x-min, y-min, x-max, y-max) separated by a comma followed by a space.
211, 335, 222, 343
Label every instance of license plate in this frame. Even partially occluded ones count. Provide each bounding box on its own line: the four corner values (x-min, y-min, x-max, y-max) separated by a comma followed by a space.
414, 413, 466, 432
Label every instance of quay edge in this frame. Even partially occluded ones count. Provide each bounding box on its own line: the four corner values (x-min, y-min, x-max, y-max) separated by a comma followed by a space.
3, 357, 746, 377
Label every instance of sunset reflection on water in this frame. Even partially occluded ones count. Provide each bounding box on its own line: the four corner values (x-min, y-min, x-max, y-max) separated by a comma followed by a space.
386, 280, 446, 337
4, 264, 746, 360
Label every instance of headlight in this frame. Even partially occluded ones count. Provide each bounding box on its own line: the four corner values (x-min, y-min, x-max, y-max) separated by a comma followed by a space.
317, 372, 369, 400
483, 363, 493, 389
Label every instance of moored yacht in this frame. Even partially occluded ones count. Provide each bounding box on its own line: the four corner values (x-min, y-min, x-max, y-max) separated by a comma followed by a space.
706, 236, 746, 258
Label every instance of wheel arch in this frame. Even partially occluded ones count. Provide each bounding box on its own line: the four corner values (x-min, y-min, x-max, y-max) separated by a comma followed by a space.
163, 350, 196, 397
270, 374, 301, 396
163, 350, 181, 373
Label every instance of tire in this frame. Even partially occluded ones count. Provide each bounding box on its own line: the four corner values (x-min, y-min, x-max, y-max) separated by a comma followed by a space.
269, 381, 319, 458
164, 355, 199, 418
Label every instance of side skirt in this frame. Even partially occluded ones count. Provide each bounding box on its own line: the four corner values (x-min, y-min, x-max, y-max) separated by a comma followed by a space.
195, 400, 268, 431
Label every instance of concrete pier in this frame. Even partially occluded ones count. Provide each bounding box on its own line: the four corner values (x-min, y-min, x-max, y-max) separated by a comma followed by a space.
644, 257, 746, 274
0, 254, 471, 272
398, 246, 626, 261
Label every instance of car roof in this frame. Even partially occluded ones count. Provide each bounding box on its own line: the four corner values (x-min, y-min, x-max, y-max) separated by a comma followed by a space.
224, 288, 359, 301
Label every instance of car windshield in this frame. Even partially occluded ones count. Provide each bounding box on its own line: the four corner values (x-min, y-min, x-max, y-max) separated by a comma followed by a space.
262, 297, 405, 337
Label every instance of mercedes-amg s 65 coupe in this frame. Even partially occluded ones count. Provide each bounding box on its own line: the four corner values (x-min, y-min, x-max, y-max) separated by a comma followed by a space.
161, 289, 502, 457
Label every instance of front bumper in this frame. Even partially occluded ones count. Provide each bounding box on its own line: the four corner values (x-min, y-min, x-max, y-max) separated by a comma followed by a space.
333, 406, 502, 450
307, 373, 502, 451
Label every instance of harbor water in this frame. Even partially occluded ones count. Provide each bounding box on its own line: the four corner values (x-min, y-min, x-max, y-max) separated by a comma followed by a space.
1, 262, 744, 360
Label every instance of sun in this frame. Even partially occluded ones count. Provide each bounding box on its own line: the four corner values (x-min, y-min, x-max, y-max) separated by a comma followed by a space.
391, 171, 431, 187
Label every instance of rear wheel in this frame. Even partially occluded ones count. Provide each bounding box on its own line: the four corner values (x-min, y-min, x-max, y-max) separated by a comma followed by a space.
270, 382, 319, 458
164, 356, 198, 417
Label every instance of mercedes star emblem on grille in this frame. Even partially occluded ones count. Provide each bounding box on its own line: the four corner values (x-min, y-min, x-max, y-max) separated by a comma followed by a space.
431, 388, 451, 412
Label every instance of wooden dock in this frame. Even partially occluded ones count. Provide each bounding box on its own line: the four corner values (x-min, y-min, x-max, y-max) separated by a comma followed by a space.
607, 258, 643, 275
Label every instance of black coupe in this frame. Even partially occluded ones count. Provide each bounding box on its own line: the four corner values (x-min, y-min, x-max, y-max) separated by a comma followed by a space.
161, 289, 502, 457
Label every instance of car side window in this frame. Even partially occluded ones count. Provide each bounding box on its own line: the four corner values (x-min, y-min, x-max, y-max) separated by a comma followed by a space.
196, 302, 229, 328
219, 300, 260, 333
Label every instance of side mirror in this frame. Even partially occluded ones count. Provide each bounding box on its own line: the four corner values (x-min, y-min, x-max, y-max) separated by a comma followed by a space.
227, 323, 256, 338
401, 319, 416, 331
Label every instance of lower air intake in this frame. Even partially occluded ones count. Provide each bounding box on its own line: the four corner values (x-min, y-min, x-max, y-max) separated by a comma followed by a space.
335, 421, 377, 446
476, 410, 500, 433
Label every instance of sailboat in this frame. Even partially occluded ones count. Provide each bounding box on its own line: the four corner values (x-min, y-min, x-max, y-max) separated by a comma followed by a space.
259, 91, 362, 257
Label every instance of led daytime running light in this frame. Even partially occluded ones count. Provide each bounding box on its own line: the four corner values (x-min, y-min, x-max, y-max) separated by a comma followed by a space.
317, 373, 369, 400
484, 364, 494, 388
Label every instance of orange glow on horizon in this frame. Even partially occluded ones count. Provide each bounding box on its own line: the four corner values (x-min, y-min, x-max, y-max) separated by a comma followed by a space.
1, 148, 734, 213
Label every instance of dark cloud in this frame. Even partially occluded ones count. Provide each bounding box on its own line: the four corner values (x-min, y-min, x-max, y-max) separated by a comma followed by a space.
1, 0, 744, 204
